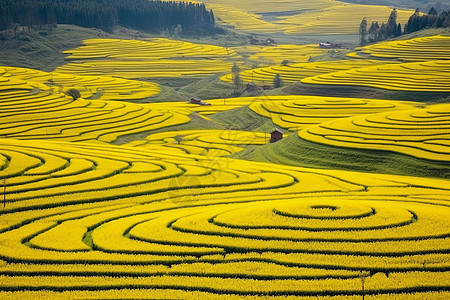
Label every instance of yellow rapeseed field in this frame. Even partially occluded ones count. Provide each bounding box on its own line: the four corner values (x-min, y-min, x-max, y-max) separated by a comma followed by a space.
298, 103, 450, 161
0, 67, 190, 143
124, 129, 267, 156
168, 0, 413, 35
248, 96, 419, 130
0, 138, 449, 298
55, 38, 241, 79
348, 35, 450, 61
301, 60, 450, 92
223, 35, 450, 93
0, 66, 160, 101
0, 11, 449, 298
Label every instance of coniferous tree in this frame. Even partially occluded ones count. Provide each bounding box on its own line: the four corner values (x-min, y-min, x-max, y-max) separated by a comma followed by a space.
233, 73, 242, 93
396, 23, 402, 37
404, 7, 449, 34
359, 17, 368, 46
0, 3, 13, 30
387, 8, 398, 38
273, 74, 284, 88
378, 22, 387, 41
426, 7, 439, 27
437, 10, 450, 27
0, 0, 216, 35
368, 21, 380, 42
405, 8, 421, 34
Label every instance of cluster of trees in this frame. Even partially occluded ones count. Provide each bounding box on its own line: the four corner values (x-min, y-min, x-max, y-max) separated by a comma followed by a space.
404, 8, 449, 34
359, 9, 403, 45
0, 0, 215, 35
359, 7, 449, 45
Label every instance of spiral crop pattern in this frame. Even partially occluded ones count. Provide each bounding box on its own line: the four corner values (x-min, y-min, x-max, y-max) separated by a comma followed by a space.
0, 138, 449, 299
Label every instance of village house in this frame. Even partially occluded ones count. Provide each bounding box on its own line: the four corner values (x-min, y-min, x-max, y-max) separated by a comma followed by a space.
319, 42, 343, 49
190, 97, 210, 106
250, 37, 277, 46
270, 128, 283, 143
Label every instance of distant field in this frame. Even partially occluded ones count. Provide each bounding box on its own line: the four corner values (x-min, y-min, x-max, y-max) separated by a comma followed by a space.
0, 66, 160, 101
301, 60, 450, 92
224, 35, 450, 94
182, 0, 414, 35
301, 35, 450, 92
221, 60, 389, 85
348, 35, 450, 61
56, 38, 241, 79
231, 44, 334, 65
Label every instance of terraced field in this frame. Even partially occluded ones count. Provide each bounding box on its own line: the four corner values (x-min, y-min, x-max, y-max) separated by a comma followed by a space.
55, 38, 241, 79
1, 59, 449, 297
0, 138, 449, 299
301, 60, 450, 92
300, 35, 450, 92
299, 103, 450, 162
1, 9, 449, 297
221, 60, 390, 85
1, 66, 160, 101
276, 2, 413, 35
240, 44, 334, 65
248, 102, 450, 178
223, 35, 450, 93
183, 0, 413, 35
124, 129, 267, 156
247, 96, 419, 130
348, 35, 450, 61
0, 69, 188, 143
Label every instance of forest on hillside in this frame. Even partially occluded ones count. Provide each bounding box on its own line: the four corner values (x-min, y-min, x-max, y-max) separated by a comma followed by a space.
0, 0, 215, 35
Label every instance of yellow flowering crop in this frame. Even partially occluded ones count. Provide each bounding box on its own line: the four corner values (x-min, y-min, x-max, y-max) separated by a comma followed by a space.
123, 129, 267, 156
299, 103, 450, 161
0, 20, 449, 298
55, 38, 241, 79
171, 0, 413, 35
246, 44, 333, 64
0, 137, 449, 298
301, 60, 450, 92
221, 60, 392, 85
0, 66, 160, 101
0, 69, 190, 143
248, 96, 418, 130
348, 35, 450, 61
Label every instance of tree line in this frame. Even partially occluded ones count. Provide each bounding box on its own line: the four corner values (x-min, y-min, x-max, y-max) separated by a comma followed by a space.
0, 0, 215, 35
359, 7, 449, 45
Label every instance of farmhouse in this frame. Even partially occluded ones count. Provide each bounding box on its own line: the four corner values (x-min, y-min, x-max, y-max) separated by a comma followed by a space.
245, 83, 259, 92
249, 37, 277, 46
190, 97, 211, 106
250, 37, 260, 45
265, 38, 276, 46
319, 42, 342, 49
270, 128, 283, 143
